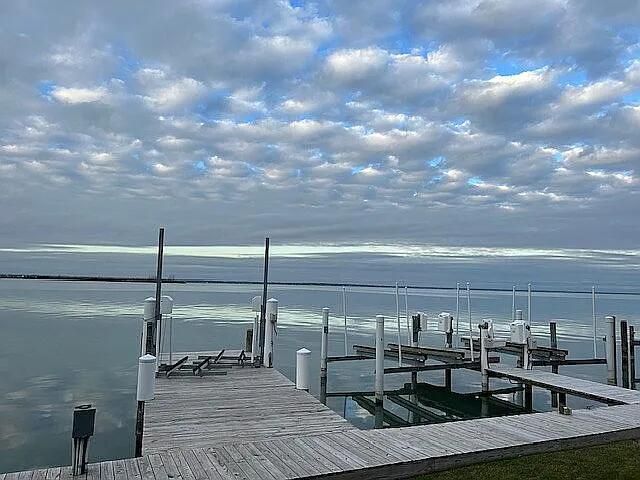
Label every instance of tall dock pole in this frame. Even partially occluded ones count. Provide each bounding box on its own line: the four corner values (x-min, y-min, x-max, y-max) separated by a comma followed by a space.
258, 237, 270, 367
320, 307, 329, 404
146, 228, 164, 356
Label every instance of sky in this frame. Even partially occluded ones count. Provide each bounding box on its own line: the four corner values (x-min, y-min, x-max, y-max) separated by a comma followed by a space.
0, 0, 639, 249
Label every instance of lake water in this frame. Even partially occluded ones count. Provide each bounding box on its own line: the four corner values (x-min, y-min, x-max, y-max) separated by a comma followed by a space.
0, 247, 638, 472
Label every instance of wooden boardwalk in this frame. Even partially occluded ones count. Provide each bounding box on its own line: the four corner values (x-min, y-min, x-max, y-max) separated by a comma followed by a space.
488, 366, 640, 405
8, 402, 640, 480
143, 367, 355, 453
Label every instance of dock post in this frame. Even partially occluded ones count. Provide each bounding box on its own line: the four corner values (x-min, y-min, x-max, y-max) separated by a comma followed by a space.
630, 326, 636, 390
296, 348, 311, 391
142, 298, 156, 357
524, 385, 533, 412
621, 320, 629, 388
251, 312, 259, 364
605, 315, 617, 385
264, 298, 278, 368
411, 314, 420, 348
375, 315, 385, 429
550, 321, 558, 407
479, 321, 490, 393
320, 307, 329, 404
71, 404, 96, 475
258, 237, 270, 367
134, 354, 156, 457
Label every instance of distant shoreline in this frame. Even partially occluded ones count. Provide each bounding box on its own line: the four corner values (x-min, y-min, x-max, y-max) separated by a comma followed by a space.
0, 273, 637, 296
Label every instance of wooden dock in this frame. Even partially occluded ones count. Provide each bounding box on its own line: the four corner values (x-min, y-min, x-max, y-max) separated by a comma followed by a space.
143, 365, 355, 453
8, 401, 640, 480
488, 366, 640, 405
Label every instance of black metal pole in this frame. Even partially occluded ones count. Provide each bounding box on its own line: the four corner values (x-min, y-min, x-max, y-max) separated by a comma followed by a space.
258, 237, 270, 367
134, 400, 145, 457
146, 228, 164, 356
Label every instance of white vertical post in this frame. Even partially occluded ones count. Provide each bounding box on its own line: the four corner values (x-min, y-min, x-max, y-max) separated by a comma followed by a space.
404, 285, 410, 344
467, 282, 474, 361
342, 287, 348, 356
395, 282, 402, 365
479, 322, 489, 392
455, 282, 460, 346
296, 348, 311, 390
605, 315, 617, 385
264, 298, 278, 368
375, 315, 385, 423
592, 286, 597, 358
320, 307, 329, 403
512, 286, 516, 322
527, 283, 532, 325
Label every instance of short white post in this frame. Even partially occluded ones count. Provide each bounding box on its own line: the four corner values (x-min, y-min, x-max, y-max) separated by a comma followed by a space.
479, 321, 490, 392
251, 313, 259, 364
375, 315, 385, 428
467, 282, 474, 361
264, 298, 278, 368
296, 348, 311, 391
320, 307, 329, 403
395, 283, 402, 365
135, 354, 156, 457
605, 315, 617, 385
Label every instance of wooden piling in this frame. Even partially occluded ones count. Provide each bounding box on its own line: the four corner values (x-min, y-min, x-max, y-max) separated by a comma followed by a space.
621, 320, 629, 389
258, 237, 270, 367
375, 315, 385, 429
245, 328, 253, 353
524, 384, 533, 412
605, 315, 617, 386
550, 322, 558, 407
320, 307, 329, 404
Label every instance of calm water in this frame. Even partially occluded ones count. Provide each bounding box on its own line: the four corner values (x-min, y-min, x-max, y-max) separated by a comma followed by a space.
0, 249, 639, 472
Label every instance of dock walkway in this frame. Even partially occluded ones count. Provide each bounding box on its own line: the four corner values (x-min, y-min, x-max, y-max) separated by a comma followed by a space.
488, 366, 640, 405
8, 402, 640, 480
143, 366, 355, 453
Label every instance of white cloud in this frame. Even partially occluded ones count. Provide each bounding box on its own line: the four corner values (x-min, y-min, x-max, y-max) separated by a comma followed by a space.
51, 86, 109, 104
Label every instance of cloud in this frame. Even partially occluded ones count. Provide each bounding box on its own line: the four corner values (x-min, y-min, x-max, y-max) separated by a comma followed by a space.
0, 0, 639, 248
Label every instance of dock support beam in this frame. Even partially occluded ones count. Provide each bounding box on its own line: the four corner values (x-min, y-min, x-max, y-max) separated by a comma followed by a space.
375, 315, 385, 429
621, 320, 629, 389
605, 315, 617, 386
320, 307, 329, 404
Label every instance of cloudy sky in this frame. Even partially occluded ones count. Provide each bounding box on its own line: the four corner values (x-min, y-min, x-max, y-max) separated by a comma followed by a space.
1, 0, 639, 248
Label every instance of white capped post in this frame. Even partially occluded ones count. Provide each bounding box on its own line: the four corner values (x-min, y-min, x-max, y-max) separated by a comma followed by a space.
512, 286, 516, 322
395, 282, 402, 366
142, 297, 156, 359
479, 321, 490, 392
264, 298, 278, 368
296, 348, 311, 391
320, 307, 330, 403
467, 282, 474, 361
135, 354, 156, 457
251, 296, 261, 365
527, 283, 532, 325
375, 315, 385, 428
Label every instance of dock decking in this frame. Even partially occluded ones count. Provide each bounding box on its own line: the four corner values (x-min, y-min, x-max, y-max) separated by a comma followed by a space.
10, 402, 640, 480
488, 366, 640, 405
143, 366, 355, 453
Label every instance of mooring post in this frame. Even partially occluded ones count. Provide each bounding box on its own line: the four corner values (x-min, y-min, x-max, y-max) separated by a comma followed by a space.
320, 307, 329, 404
550, 321, 558, 407
149, 227, 164, 358
258, 237, 270, 367
296, 348, 311, 391
264, 298, 278, 368
621, 320, 629, 389
342, 286, 348, 356
142, 298, 156, 357
375, 315, 385, 429
395, 283, 403, 366
524, 384, 533, 412
455, 282, 460, 346
134, 354, 156, 457
479, 320, 490, 393
71, 404, 96, 475
467, 282, 474, 361
411, 314, 420, 347
630, 326, 636, 390
605, 315, 617, 385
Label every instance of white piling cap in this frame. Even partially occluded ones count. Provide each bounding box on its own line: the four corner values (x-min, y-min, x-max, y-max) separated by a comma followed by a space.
251, 296, 262, 312
297, 348, 311, 355
137, 354, 156, 401
143, 297, 156, 321
267, 298, 278, 304
160, 295, 174, 314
